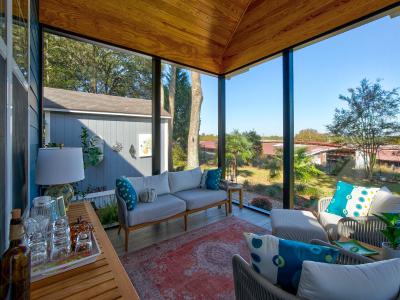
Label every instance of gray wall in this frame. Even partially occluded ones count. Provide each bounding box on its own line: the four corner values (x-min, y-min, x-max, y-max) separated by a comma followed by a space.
47, 111, 168, 191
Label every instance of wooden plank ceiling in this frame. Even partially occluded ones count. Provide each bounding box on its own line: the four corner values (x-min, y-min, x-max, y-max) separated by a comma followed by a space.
40, 0, 399, 75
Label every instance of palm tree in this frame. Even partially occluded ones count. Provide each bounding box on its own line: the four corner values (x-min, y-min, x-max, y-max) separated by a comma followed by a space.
226, 130, 253, 181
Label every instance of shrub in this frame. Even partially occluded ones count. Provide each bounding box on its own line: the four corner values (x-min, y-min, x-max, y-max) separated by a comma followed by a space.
250, 196, 273, 211
98, 203, 118, 226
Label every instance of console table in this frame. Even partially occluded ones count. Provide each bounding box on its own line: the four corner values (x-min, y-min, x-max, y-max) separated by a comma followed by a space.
31, 202, 139, 300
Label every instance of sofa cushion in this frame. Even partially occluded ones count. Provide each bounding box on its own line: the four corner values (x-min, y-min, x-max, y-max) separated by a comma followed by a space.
127, 194, 186, 226
325, 181, 379, 218
319, 211, 343, 241
168, 167, 202, 193
128, 172, 170, 196
297, 259, 400, 300
116, 177, 137, 211
205, 168, 222, 190
174, 188, 227, 210
369, 187, 400, 215
244, 233, 339, 294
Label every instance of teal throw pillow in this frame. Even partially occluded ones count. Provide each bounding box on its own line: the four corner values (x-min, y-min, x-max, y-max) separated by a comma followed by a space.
116, 177, 137, 211
206, 168, 222, 190
325, 181, 379, 218
244, 233, 338, 294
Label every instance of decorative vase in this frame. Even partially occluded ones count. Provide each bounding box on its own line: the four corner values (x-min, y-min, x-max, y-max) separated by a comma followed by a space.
382, 242, 400, 259
44, 184, 75, 210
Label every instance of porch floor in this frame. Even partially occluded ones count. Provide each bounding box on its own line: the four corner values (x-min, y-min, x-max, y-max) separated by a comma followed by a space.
106, 205, 272, 256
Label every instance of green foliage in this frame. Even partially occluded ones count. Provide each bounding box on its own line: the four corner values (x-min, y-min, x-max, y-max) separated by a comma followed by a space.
373, 213, 400, 249
250, 197, 273, 211
44, 33, 152, 98
264, 149, 283, 179
327, 79, 400, 179
172, 143, 187, 171
243, 130, 263, 165
80, 127, 103, 168
164, 67, 192, 152
295, 129, 331, 143
226, 130, 254, 166
98, 203, 118, 226
294, 147, 323, 183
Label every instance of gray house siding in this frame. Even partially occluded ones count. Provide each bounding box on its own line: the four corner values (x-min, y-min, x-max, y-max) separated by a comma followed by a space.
47, 111, 168, 191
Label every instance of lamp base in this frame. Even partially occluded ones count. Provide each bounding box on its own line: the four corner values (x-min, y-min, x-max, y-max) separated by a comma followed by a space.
44, 184, 75, 210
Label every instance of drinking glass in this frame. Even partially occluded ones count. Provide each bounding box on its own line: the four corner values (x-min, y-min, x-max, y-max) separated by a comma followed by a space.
50, 218, 71, 261
24, 217, 48, 266
74, 231, 92, 255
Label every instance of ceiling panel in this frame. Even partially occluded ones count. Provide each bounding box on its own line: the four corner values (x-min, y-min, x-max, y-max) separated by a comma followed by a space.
39, 0, 399, 75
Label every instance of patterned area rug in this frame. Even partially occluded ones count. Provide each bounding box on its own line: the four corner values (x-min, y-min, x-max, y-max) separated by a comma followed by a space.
120, 216, 269, 300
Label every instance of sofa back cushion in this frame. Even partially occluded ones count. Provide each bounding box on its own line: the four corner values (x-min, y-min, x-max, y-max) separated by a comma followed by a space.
244, 233, 338, 294
369, 187, 400, 215
128, 172, 170, 196
297, 259, 400, 300
168, 167, 202, 193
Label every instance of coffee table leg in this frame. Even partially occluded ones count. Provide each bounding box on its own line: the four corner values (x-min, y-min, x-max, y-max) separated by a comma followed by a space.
239, 189, 243, 209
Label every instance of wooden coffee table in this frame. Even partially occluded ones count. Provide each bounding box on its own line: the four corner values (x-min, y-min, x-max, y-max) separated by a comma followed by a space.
338, 237, 383, 261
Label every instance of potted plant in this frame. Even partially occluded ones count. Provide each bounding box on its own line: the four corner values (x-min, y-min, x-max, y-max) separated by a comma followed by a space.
374, 213, 400, 259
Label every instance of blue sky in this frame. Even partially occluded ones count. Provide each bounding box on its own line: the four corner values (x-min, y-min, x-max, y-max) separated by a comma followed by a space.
199, 15, 400, 136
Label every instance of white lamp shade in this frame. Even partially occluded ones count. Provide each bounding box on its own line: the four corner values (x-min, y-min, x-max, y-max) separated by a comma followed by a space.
36, 147, 85, 185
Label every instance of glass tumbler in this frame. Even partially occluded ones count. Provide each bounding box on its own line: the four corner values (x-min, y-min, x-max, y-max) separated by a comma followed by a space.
50, 218, 71, 261
74, 231, 93, 255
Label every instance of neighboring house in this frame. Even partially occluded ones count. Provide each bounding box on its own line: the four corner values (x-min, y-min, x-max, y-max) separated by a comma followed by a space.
43, 87, 171, 191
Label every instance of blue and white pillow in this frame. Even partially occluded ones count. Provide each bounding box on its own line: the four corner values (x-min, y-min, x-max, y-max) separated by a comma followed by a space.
116, 176, 137, 211
206, 168, 222, 190
244, 233, 338, 294
325, 181, 380, 218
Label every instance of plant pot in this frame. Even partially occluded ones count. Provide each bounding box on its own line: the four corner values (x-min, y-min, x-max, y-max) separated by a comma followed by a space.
382, 242, 400, 259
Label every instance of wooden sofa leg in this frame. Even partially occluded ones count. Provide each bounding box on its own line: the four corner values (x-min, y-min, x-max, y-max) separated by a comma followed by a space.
184, 215, 188, 231
125, 228, 129, 252
225, 202, 228, 216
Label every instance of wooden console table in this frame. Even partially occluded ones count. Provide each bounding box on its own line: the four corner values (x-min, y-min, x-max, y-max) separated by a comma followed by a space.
31, 202, 139, 300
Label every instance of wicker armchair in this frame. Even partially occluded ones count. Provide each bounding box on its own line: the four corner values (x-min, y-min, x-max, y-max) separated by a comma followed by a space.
317, 197, 387, 247
232, 239, 373, 300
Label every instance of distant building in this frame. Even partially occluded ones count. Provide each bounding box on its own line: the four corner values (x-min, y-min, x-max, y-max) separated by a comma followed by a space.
43, 87, 171, 191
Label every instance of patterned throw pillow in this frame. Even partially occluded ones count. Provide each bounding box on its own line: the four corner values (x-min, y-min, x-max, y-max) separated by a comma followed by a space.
244, 233, 338, 294
325, 181, 380, 218
116, 177, 137, 211
205, 168, 222, 190
139, 188, 157, 203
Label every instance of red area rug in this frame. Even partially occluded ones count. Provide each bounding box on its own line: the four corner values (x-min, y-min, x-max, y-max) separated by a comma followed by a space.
120, 216, 269, 300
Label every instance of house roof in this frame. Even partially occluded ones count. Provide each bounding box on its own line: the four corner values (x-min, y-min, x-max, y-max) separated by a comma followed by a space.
43, 87, 171, 118
39, 1, 399, 74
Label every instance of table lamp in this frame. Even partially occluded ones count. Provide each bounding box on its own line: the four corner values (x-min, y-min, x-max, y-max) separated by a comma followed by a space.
36, 147, 85, 209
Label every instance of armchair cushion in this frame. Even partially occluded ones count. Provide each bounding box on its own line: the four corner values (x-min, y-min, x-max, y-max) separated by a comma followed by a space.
319, 211, 343, 241
297, 259, 400, 300
369, 188, 400, 215
244, 233, 338, 294
168, 167, 202, 193
326, 181, 379, 218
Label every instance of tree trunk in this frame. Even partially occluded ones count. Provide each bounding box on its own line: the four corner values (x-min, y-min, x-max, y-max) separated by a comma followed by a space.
187, 71, 203, 169
168, 66, 177, 170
